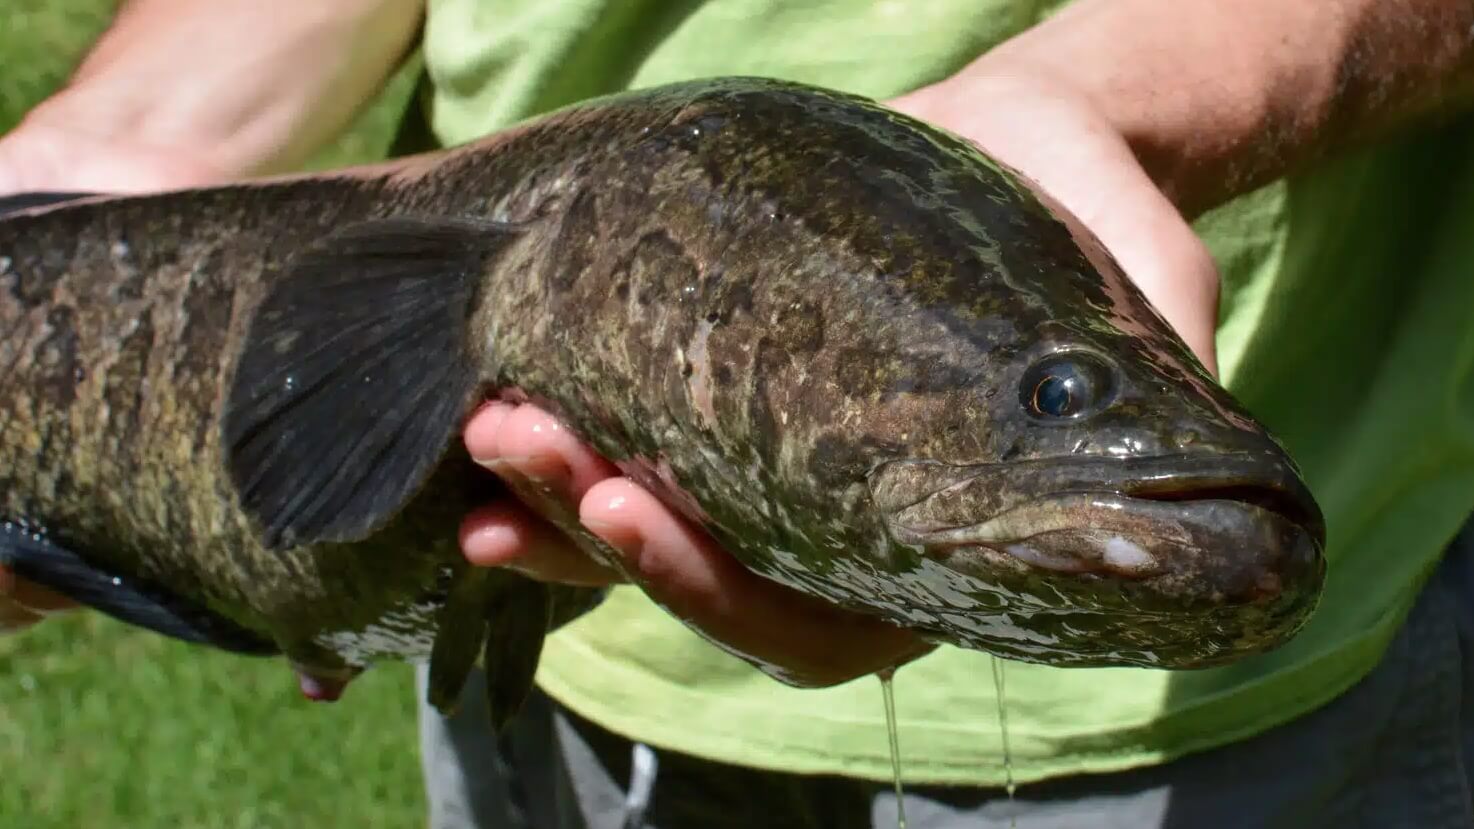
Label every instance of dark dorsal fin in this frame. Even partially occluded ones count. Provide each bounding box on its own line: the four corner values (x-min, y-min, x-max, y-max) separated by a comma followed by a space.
0, 521, 278, 655
223, 216, 517, 549
0, 191, 99, 218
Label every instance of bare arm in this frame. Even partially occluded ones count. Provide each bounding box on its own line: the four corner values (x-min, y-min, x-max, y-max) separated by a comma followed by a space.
0, 0, 425, 191
981, 0, 1474, 215
893, 0, 1474, 368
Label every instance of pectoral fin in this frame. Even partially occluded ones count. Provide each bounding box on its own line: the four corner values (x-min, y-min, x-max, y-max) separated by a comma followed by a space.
0, 520, 277, 655
223, 217, 519, 549
425, 568, 493, 715
424, 572, 554, 729
483, 580, 553, 733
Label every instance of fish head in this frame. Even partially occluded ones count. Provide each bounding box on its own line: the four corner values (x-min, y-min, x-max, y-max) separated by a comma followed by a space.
853, 158, 1327, 670
868, 337, 1326, 669
651, 80, 1328, 669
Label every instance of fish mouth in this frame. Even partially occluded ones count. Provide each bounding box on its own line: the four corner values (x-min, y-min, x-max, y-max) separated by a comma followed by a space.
872, 452, 1327, 666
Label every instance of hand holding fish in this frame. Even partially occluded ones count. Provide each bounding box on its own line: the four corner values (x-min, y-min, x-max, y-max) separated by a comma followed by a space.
460, 401, 937, 687
889, 72, 1223, 376
454, 69, 1231, 686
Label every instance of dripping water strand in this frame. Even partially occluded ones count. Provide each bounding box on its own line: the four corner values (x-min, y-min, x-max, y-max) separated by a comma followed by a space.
992, 654, 1017, 828
878, 669, 906, 829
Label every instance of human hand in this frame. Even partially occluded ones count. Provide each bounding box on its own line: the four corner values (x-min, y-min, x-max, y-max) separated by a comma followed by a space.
0, 107, 228, 196
459, 402, 935, 687
890, 70, 1221, 375
0, 115, 235, 631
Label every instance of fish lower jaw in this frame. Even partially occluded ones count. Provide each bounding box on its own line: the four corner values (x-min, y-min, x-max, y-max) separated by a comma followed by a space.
888, 492, 1181, 577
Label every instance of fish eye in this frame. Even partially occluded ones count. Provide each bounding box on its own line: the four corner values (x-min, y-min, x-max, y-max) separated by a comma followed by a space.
1020, 352, 1117, 420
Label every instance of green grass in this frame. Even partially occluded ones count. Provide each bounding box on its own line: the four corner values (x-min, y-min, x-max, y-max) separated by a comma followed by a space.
2, 617, 426, 828
3, 2, 429, 826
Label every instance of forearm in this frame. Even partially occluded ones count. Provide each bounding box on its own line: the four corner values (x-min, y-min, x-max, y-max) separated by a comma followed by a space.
19, 0, 425, 179
983, 0, 1474, 214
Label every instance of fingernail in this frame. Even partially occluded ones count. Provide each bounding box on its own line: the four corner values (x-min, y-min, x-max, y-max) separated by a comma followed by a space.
461, 522, 521, 568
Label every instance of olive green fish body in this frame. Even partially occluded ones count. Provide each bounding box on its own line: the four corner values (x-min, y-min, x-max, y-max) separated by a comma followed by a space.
0, 181, 487, 669
0, 79, 1326, 704
445, 79, 1323, 667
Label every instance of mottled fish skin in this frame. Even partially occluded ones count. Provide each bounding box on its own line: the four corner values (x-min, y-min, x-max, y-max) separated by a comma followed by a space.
0, 178, 489, 674
0, 78, 1324, 679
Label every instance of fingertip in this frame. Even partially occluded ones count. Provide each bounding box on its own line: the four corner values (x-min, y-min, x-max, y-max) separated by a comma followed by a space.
579, 477, 730, 599
491, 405, 620, 498
460, 499, 626, 586
579, 478, 654, 548
465, 401, 516, 462
458, 502, 527, 567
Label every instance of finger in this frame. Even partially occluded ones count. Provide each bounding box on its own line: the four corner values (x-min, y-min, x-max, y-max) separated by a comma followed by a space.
888, 82, 1221, 375
468, 402, 621, 501
459, 500, 623, 586
579, 478, 932, 687
463, 399, 515, 460
464, 401, 631, 579
1033, 155, 1222, 377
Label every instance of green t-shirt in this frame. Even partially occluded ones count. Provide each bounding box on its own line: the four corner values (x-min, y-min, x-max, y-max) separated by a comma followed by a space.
422, 0, 1474, 785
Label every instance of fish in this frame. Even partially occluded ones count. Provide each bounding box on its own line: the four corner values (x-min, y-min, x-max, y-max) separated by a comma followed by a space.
0, 77, 1326, 720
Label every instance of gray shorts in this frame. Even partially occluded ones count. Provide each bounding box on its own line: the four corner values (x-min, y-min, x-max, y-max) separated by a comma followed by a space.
417, 524, 1474, 829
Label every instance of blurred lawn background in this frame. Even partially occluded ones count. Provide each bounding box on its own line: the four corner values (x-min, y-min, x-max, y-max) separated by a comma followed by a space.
2, 2, 433, 826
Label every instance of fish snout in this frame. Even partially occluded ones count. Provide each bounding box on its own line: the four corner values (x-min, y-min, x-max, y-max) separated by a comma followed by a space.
871, 453, 1327, 667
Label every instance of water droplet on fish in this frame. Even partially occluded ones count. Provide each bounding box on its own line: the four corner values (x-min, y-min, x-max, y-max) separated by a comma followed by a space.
993, 655, 1017, 828
283, 374, 297, 391
110, 577, 123, 587
878, 668, 907, 829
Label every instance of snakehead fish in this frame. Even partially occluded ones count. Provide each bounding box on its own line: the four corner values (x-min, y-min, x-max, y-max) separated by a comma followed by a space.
0, 78, 1326, 722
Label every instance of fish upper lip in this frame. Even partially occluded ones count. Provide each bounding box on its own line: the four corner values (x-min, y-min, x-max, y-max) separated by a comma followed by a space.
1110, 451, 1325, 543
877, 451, 1327, 546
